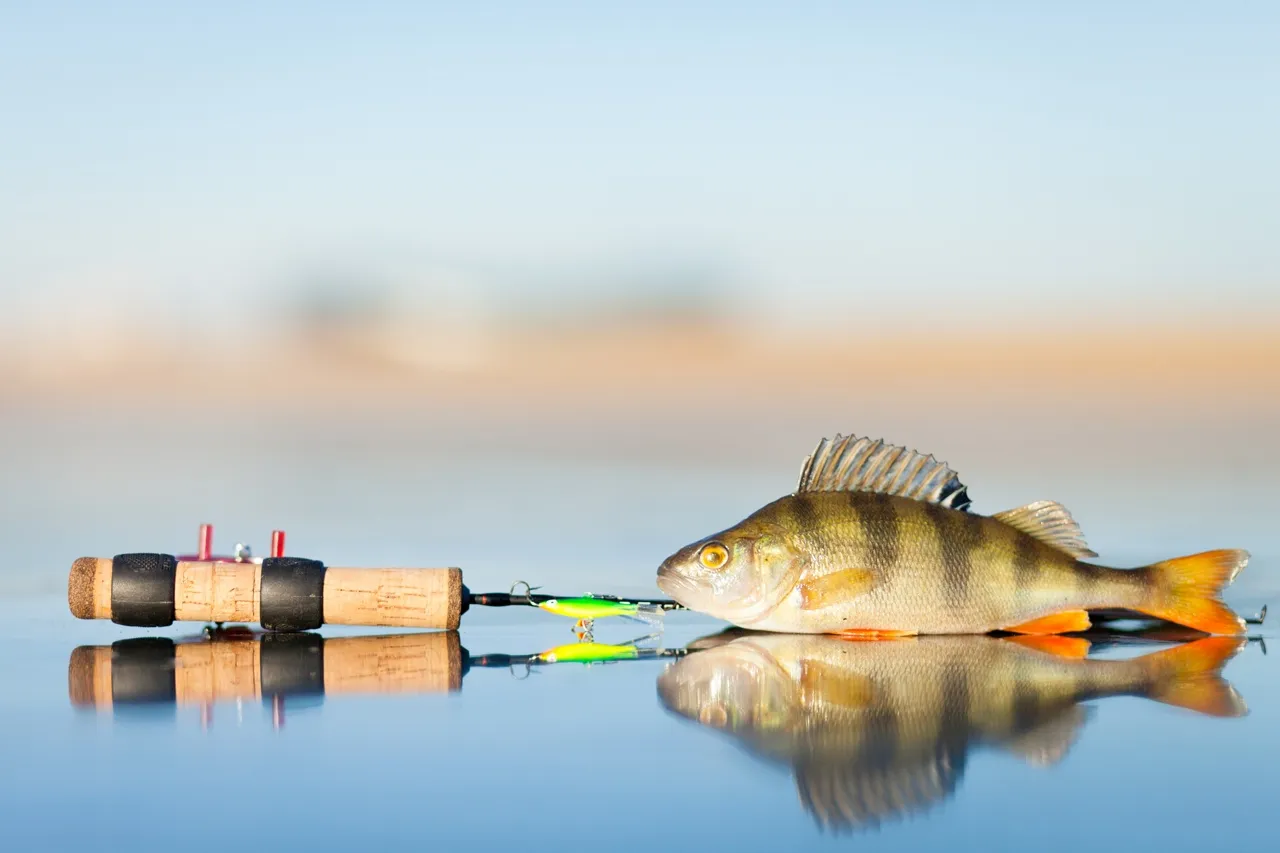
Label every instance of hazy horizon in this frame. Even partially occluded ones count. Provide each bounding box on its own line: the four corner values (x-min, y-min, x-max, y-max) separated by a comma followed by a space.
3, 1, 1278, 341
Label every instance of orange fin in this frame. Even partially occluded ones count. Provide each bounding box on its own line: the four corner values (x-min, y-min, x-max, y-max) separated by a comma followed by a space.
1003, 610, 1091, 635
798, 569, 875, 610
1134, 549, 1248, 635
1004, 635, 1092, 659
832, 629, 917, 640
1139, 637, 1248, 717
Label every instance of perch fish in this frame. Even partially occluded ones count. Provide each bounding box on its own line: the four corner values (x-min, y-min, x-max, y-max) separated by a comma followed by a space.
655, 434, 1249, 636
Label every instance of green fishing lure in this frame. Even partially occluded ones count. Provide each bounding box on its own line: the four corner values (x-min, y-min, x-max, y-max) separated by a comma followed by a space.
467, 584, 685, 638
535, 597, 663, 621
536, 641, 642, 664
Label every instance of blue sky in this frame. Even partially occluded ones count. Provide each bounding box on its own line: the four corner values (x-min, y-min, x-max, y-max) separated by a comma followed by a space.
2, 1, 1277, 329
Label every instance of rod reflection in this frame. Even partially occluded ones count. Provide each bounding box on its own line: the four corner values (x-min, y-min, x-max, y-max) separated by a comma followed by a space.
69, 629, 467, 728
69, 628, 684, 728
657, 630, 1250, 833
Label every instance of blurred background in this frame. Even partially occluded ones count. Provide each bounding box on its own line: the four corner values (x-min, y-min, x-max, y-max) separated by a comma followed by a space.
1, 1, 1277, 608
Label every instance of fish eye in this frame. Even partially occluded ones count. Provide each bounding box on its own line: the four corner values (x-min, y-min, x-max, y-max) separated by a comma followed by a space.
698, 543, 729, 570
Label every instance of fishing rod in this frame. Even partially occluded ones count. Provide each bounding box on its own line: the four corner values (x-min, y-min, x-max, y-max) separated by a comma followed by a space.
67, 523, 686, 634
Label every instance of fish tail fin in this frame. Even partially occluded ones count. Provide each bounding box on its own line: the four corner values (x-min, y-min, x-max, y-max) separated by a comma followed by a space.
1132, 549, 1248, 635
1138, 637, 1248, 717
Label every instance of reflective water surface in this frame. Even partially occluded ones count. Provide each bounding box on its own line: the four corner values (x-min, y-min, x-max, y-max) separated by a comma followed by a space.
1, 410, 1278, 851
0, 599, 1275, 852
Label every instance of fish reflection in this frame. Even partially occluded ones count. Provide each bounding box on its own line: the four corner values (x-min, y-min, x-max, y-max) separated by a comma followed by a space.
657, 631, 1248, 832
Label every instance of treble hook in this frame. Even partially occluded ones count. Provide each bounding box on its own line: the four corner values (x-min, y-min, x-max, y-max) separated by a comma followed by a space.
508, 580, 541, 604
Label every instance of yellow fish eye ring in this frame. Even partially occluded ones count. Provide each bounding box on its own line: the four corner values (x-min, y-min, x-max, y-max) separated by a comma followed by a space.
699, 542, 729, 570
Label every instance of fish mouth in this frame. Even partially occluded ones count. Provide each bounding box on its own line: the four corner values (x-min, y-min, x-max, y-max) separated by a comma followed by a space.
655, 656, 723, 721
654, 669, 684, 712
656, 562, 701, 606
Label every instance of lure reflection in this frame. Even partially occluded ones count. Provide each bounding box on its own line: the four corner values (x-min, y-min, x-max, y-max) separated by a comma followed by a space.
69, 629, 683, 727
657, 631, 1249, 833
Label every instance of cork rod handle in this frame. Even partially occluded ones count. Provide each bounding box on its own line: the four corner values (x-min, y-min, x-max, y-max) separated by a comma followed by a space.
68, 557, 465, 630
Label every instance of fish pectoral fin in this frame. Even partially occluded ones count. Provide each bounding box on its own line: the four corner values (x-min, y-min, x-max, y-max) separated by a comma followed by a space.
1003, 610, 1092, 635
799, 660, 876, 708
1004, 635, 1092, 659
1004, 705, 1093, 768
798, 569, 876, 610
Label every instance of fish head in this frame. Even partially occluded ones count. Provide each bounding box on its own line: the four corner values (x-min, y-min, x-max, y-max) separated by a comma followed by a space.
656, 637, 798, 737
656, 518, 806, 624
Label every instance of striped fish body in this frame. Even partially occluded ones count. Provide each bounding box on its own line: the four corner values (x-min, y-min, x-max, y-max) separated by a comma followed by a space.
656, 433, 1249, 636
747, 492, 1126, 634
657, 632, 1245, 832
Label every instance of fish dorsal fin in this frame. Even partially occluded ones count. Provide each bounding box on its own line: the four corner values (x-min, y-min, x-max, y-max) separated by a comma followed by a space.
992, 500, 1098, 558
795, 434, 972, 511
1003, 705, 1093, 768
794, 748, 962, 832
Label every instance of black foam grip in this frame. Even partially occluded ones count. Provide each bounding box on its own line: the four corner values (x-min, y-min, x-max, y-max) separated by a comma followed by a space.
259, 632, 325, 697
259, 557, 326, 631
111, 553, 177, 627
110, 638, 177, 704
